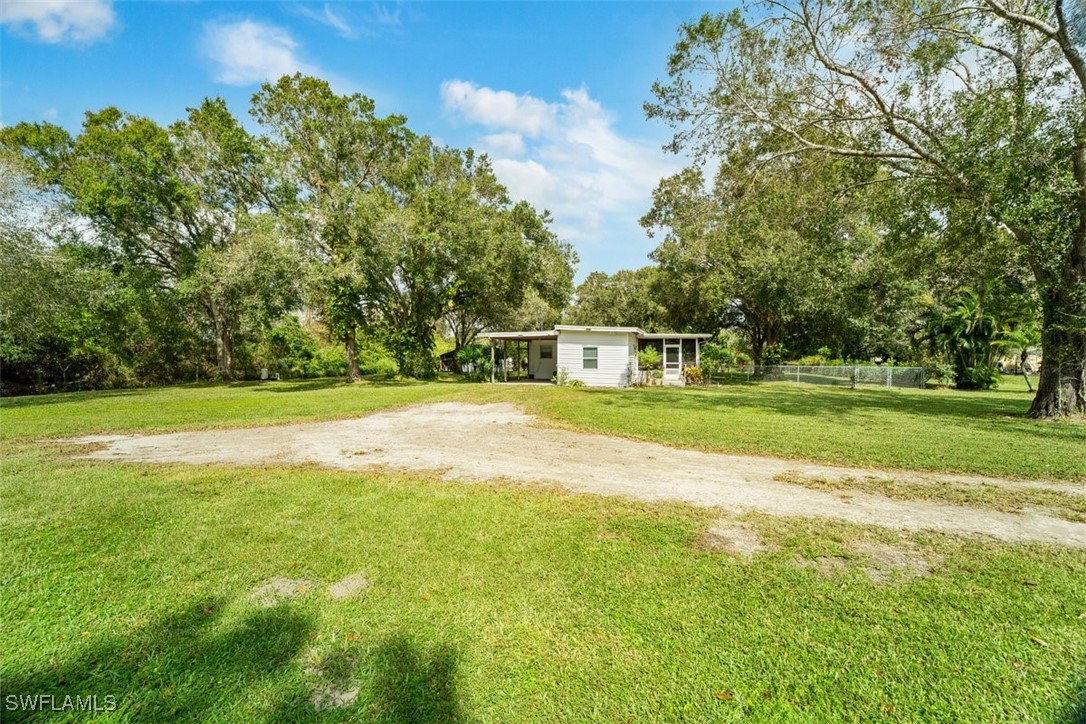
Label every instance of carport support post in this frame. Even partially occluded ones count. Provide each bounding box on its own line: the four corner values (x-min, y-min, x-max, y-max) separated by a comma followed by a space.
490, 340, 495, 383
503, 340, 508, 382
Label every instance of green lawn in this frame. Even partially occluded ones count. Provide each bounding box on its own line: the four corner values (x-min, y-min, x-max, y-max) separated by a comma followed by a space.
2, 379, 1084, 721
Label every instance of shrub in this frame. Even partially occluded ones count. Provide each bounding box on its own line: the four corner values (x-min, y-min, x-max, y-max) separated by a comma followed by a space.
637, 346, 662, 370
762, 343, 787, 366
358, 338, 399, 377
456, 343, 492, 381
567, 378, 586, 388
699, 342, 731, 377
955, 364, 1000, 390
796, 354, 826, 365
683, 365, 703, 385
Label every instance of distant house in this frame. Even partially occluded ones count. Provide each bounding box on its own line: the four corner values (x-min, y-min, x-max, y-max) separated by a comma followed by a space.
480, 326, 711, 388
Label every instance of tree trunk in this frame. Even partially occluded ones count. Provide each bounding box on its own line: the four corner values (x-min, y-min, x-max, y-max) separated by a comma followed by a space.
1020, 349, 1034, 392
1027, 281, 1085, 417
209, 301, 235, 381
344, 324, 360, 382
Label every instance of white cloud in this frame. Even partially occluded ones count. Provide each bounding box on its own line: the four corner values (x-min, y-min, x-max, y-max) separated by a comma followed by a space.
441, 80, 680, 252
441, 80, 556, 138
296, 3, 356, 39
0, 0, 116, 45
478, 132, 526, 157
201, 19, 322, 86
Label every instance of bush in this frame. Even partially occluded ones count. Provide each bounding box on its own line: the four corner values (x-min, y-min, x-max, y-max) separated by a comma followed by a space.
456, 343, 492, 381
921, 357, 953, 387
358, 338, 399, 377
567, 378, 586, 388
637, 346, 662, 370
795, 354, 826, 365
955, 364, 1000, 390
699, 342, 731, 374
762, 343, 787, 366
683, 365, 703, 385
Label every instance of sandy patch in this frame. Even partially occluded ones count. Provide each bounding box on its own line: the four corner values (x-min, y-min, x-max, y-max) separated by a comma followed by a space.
696, 519, 771, 559
852, 541, 940, 583
311, 683, 360, 711
250, 577, 312, 607
796, 541, 941, 583
305, 652, 360, 711
67, 402, 1086, 548
328, 573, 370, 600
796, 555, 850, 577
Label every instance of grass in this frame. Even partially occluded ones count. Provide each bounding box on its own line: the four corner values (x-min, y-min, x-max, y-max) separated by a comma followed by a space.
773, 473, 1086, 523
2, 377, 1085, 720
3, 374, 1083, 480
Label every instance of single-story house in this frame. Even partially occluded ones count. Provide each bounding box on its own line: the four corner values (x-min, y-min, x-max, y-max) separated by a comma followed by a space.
480, 326, 712, 388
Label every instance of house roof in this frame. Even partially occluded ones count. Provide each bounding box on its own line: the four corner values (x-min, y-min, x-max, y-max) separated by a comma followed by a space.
554, 325, 643, 334
637, 332, 714, 340
478, 330, 559, 341
481, 326, 713, 341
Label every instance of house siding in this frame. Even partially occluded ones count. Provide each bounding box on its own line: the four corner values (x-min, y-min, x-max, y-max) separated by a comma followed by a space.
557, 330, 637, 387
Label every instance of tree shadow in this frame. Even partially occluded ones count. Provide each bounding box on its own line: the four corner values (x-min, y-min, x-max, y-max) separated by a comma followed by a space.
0, 388, 145, 409
0, 597, 314, 721
247, 378, 351, 394
365, 634, 463, 723
1066, 676, 1086, 724
596, 384, 1045, 426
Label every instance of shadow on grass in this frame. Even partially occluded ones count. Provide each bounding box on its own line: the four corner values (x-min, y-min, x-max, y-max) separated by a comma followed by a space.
0, 598, 315, 721
0, 388, 147, 409
591, 383, 1040, 426
1, 600, 465, 722
367, 634, 463, 723
1067, 676, 1086, 724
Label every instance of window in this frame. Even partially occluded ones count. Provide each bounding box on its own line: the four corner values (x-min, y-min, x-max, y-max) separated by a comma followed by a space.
540, 344, 553, 360
583, 347, 598, 369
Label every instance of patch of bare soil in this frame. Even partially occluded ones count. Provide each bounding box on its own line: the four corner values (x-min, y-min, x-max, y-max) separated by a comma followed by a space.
305, 652, 360, 711
795, 555, 851, 577
67, 402, 1086, 548
250, 578, 312, 607
311, 683, 360, 711
796, 540, 941, 583
328, 573, 369, 600
696, 519, 772, 559
852, 541, 941, 584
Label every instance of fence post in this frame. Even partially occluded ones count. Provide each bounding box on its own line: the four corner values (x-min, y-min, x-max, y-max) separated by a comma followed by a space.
797, 366, 801, 383
887, 367, 892, 389
852, 366, 858, 389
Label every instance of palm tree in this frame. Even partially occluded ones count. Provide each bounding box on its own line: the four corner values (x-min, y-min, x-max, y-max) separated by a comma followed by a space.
926, 287, 999, 390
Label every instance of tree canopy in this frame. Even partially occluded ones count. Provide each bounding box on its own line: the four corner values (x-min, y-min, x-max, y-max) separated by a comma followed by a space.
647, 0, 1085, 416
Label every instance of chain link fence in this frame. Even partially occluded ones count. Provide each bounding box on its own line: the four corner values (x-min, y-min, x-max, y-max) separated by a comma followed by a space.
705, 365, 927, 389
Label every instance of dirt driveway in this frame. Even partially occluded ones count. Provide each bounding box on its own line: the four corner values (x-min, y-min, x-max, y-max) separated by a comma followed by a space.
69, 402, 1086, 547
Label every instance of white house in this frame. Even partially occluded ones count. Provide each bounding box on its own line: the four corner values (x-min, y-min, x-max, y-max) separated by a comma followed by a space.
481, 326, 711, 388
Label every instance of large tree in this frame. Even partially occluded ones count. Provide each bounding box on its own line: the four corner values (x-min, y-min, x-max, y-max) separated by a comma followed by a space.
642, 146, 915, 364
251, 74, 412, 381
1, 98, 279, 380
648, 1, 1086, 416
444, 200, 577, 356
564, 267, 669, 330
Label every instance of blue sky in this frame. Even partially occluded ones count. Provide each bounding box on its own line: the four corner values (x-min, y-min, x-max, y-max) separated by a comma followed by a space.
1, 1, 730, 279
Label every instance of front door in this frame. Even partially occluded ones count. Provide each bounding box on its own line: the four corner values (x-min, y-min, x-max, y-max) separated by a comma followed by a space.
663, 342, 682, 380
534, 341, 557, 380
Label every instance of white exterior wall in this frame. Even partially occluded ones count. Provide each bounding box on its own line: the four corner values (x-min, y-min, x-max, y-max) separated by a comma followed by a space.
556, 330, 637, 387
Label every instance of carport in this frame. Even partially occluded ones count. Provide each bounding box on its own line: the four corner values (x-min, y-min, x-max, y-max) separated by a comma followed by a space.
479, 330, 559, 383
